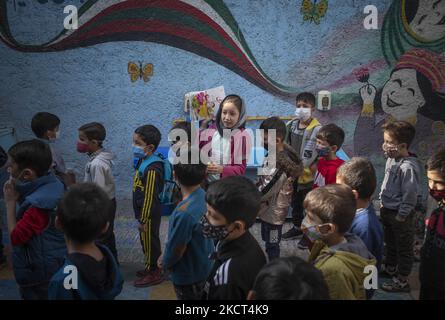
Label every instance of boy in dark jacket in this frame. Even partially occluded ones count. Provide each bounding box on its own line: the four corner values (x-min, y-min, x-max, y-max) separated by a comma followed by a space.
132, 125, 165, 287
419, 148, 445, 300
49, 183, 123, 300
202, 176, 267, 300
3, 140, 66, 299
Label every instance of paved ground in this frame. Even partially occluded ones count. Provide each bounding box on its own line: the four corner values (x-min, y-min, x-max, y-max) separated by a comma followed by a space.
0, 199, 419, 300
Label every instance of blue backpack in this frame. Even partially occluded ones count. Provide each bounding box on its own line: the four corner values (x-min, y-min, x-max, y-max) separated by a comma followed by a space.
134, 153, 179, 206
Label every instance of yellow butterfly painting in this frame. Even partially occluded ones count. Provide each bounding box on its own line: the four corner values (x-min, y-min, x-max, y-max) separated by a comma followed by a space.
301, 0, 328, 25
128, 61, 154, 83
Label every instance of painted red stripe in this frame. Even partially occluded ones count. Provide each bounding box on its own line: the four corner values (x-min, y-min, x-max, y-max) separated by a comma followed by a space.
53, 0, 267, 86
52, 19, 273, 91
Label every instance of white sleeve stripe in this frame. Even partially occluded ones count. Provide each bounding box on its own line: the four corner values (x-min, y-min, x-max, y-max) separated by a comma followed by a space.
223, 259, 231, 284
213, 259, 232, 286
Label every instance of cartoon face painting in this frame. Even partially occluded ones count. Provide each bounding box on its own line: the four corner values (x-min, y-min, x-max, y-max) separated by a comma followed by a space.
381, 68, 426, 120
408, 0, 445, 41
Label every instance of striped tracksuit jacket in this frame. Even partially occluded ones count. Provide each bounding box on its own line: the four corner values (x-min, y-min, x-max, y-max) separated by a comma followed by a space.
133, 161, 164, 270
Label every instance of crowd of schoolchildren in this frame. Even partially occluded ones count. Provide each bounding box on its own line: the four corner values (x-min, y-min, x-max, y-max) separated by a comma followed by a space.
0, 92, 444, 300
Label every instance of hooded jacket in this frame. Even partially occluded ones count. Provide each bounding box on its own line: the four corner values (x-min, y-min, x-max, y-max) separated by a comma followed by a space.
83, 148, 116, 200
308, 233, 376, 300
285, 118, 322, 185
13, 173, 66, 287
49, 244, 123, 300
257, 144, 303, 225
379, 155, 423, 218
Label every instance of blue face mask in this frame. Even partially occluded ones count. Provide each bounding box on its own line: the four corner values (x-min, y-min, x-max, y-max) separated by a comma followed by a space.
133, 146, 146, 159
316, 145, 331, 157
11, 170, 32, 196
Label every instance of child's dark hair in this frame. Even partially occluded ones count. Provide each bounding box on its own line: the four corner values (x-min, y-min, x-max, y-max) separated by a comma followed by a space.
304, 184, 356, 234
296, 92, 316, 107
79, 122, 106, 147
426, 148, 445, 178
31, 112, 60, 138
253, 257, 330, 300
337, 157, 376, 199
220, 94, 243, 113
170, 121, 192, 144
57, 183, 111, 244
135, 125, 161, 150
260, 117, 286, 141
206, 176, 261, 228
316, 123, 345, 149
382, 121, 416, 148
173, 148, 206, 186
8, 140, 52, 177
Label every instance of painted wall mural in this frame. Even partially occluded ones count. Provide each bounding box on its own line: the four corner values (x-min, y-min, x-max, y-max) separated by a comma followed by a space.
355, 0, 445, 165
0, 0, 299, 97
0, 0, 443, 198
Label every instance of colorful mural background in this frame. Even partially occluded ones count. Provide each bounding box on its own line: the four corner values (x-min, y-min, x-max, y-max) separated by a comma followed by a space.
0, 0, 443, 198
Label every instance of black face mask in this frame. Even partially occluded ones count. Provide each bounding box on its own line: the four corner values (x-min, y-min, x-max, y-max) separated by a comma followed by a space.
200, 215, 230, 240
430, 188, 445, 203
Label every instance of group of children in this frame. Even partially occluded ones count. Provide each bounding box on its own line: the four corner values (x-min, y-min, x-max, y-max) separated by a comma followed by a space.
0, 91, 444, 300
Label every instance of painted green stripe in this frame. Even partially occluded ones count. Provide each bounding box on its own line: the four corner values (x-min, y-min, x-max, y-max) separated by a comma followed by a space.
66, 7, 248, 69
204, 0, 296, 91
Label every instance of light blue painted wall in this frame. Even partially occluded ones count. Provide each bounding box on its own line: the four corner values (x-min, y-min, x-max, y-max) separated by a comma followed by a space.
0, 0, 392, 199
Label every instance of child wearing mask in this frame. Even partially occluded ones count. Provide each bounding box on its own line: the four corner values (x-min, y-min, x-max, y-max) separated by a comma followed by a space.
419, 148, 445, 300
282, 92, 322, 241
77, 122, 118, 262
379, 121, 422, 293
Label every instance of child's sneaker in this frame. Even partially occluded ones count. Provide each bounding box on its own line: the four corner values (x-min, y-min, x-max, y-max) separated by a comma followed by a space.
136, 269, 150, 278
134, 268, 164, 287
379, 264, 397, 278
381, 277, 410, 293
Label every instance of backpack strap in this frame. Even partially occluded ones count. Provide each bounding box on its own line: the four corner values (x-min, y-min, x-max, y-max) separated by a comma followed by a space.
136, 154, 163, 178
260, 169, 284, 196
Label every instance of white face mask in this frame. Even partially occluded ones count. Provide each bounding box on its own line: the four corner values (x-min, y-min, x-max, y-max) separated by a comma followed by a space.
49, 130, 60, 143
294, 108, 312, 122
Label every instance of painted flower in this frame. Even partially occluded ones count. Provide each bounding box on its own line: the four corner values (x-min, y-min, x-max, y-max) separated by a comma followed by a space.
353, 67, 370, 83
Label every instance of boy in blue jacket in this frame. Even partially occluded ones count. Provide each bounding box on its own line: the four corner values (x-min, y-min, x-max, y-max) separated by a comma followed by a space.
159, 148, 213, 300
336, 157, 384, 269
4, 140, 66, 300
49, 183, 123, 300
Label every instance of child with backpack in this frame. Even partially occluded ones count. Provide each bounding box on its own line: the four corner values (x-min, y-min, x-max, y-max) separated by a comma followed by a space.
132, 125, 177, 287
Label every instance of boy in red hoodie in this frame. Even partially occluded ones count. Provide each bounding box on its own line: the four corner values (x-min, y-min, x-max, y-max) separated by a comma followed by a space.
313, 124, 345, 189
